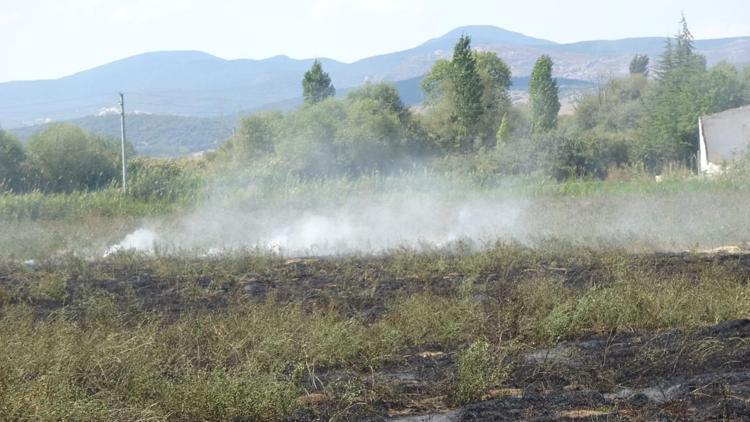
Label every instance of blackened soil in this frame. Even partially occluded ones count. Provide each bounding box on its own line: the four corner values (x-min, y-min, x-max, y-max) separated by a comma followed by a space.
359, 320, 750, 421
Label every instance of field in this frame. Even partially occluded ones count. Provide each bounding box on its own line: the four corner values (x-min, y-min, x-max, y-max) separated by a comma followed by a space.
2, 176, 750, 420
1, 245, 749, 420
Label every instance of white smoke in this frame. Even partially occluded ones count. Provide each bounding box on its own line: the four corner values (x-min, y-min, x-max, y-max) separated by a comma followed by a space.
103, 194, 527, 257
104, 228, 159, 256
101, 180, 750, 258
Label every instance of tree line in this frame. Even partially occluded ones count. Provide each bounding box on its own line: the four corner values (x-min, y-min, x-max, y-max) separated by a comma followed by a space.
2, 15, 749, 194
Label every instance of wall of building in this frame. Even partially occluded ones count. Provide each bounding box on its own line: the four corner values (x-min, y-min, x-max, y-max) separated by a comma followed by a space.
702, 105, 750, 167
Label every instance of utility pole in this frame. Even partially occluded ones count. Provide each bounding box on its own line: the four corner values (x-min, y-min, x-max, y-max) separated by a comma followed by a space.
119, 93, 127, 191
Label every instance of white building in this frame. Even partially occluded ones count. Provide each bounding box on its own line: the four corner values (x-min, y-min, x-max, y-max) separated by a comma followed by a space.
699, 105, 750, 174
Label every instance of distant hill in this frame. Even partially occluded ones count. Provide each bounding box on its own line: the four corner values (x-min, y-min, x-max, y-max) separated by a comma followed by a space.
9, 113, 233, 157
8, 74, 594, 157
1, 25, 748, 130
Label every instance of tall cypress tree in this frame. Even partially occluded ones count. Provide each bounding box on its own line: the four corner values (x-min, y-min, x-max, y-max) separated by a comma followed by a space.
674, 13, 695, 68
302, 60, 336, 105
655, 38, 675, 80
639, 14, 709, 170
529, 55, 560, 134
450, 35, 484, 150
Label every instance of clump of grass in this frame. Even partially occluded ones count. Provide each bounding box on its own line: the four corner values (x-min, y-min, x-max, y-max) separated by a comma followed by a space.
452, 340, 510, 405
371, 294, 487, 354
535, 270, 750, 340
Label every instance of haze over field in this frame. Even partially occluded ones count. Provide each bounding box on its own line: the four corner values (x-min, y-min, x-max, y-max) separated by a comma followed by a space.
97, 180, 750, 257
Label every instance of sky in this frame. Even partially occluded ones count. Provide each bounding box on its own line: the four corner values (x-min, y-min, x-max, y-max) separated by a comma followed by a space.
1, 0, 749, 82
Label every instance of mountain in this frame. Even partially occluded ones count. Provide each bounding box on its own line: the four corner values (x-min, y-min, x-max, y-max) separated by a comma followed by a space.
1, 25, 748, 135
8, 74, 595, 157
9, 113, 233, 157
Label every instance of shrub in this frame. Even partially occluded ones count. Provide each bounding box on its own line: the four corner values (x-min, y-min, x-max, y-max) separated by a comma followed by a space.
126, 157, 203, 202
25, 124, 129, 192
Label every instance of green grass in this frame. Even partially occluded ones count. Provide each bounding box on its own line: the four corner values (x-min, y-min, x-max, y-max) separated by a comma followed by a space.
6, 168, 750, 223
0, 190, 179, 221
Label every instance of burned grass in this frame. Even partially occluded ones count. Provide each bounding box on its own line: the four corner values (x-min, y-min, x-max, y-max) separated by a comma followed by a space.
0, 245, 749, 420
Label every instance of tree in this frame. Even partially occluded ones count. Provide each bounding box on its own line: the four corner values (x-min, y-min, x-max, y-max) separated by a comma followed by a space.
637, 14, 710, 170
336, 95, 406, 172
0, 129, 27, 192
655, 14, 704, 81
475, 51, 512, 147
302, 60, 335, 105
26, 123, 122, 192
572, 75, 647, 171
347, 82, 405, 115
234, 111, 281, 158
275, 99, 345, 176
529, 55, 560, 134
450, 35, 484, 150
655, 38, 675, 79
674, 13, 696, 69
629, 54, 650, 76
704, 62, 746, 112
420, 42, 512, 151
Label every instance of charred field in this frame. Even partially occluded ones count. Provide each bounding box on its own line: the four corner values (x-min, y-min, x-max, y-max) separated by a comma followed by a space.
1, 245, 749, 421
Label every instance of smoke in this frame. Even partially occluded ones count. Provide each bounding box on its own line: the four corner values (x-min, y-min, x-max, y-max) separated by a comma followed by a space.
104, 228, 159, 256
102, 177, 750, 257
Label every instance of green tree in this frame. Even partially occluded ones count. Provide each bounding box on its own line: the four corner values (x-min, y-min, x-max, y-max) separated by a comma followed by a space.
234, 111, 282, 159
302, 60, 336, 105
545, 131, 606, 181
637, 15, 710, 170
421, 43, 512, 151
450, 35, 484, 150
703, 62, 746, 112
655, 38, 675, 79
629, 54, 650, 76
26, 123, 124, 192
572, 75, 648, 171
275, 99, 345, 176
674, 13, 697, 69
529, 55, 560, 134
0, 129, 27, 192
475, 51, 512, 147
336, 95, 406, 172
346, 82, 405, 115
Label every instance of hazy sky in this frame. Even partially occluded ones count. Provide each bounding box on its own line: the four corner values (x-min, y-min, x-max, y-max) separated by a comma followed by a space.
1, 0, 749, 82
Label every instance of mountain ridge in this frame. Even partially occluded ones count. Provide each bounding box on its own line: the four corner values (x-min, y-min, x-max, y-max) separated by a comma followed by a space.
1, 25, 748, 129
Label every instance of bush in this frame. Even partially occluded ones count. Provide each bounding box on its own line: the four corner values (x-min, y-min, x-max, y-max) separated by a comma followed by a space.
26, 124, 129, 192
539, 130, 607, 181
126, 157, 203, 202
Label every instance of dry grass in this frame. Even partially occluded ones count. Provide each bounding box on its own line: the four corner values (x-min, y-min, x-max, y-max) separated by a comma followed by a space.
1, 245, 749, 419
